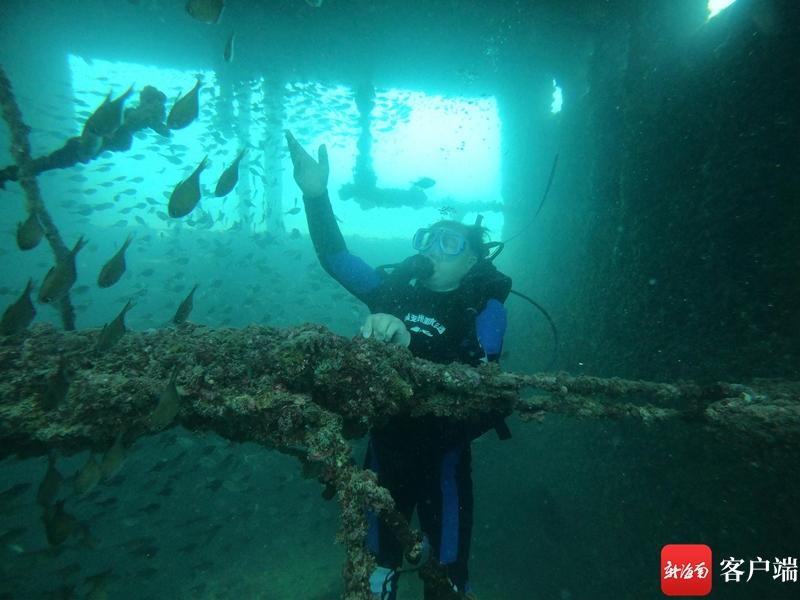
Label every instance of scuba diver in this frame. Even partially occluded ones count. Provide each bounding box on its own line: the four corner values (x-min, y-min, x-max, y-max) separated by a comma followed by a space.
286, 130, 513, 600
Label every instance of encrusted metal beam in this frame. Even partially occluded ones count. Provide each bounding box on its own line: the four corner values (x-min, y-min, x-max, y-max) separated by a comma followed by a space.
1, 322, 798, 599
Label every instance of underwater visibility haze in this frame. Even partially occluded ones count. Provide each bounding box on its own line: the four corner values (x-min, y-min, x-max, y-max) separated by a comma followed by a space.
0, 0, 799, 599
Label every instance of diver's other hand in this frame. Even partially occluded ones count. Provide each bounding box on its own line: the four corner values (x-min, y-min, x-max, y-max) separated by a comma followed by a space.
285, 129, 329, 198
360, 313, 411, 347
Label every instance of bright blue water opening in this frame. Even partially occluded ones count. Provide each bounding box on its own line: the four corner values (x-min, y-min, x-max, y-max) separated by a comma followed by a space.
708, 0, 736, 20
67, 56, 505, 241
551, 79, 563, 114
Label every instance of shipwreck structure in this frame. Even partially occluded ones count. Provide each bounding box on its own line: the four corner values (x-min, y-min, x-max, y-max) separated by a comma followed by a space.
1, 321, 798, 599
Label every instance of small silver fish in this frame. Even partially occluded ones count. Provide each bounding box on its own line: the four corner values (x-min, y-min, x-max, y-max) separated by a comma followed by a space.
172, 284, 198, 325
97, 234, 134, 288
82, 85, 134, 138
36, 453, 63, 508
95, 300, 134, 352
214, 148, 246, 197
16, 213, 43, 251
99, 432, 126, 479
70, 454, 102, 496
167, 80, 202, 130
412, 177, 436, 189
38, 237, 88, 304
223, 32, 235, 63
168, 157, 208, 218
1, 279, 36, 335
42, 358, 71, 411
43, 500, 80, 546
146, 367, 181, 430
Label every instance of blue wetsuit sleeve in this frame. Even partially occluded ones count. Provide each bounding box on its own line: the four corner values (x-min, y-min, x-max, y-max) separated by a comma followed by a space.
476, 299, 507, 362
476, 298, 513, 439
303, 192, 383, 303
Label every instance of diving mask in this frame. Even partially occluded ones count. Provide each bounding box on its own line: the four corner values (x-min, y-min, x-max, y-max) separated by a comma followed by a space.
412, 227, 467, 256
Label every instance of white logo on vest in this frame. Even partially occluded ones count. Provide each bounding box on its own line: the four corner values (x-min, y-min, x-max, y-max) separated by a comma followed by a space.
404, 313, 446, 336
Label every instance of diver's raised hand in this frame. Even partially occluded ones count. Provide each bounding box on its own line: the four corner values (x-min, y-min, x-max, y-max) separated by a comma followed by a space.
285, 129, 329, 198
360, 313, 411, 347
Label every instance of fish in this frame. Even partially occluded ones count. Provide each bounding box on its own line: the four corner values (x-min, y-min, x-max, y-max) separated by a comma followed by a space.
42, 357, 71, 411
95, 300, 134, 352
146, 367, 181, 430
82, 85, 134, 139
168, 156, 208, 217
186, 0, 224, 24
223, 32, 235, 63
139, 502, 161, 515
17, 213, 43, 250
412, 177, 436, 189
214, 148, 246, 197
167, 80, 202, 130
38, 237, 88, 304
70, 454, 102, 496
0, 279, 36, 335
96, 497, 118, 508
42, 500, 81, 546
84, 569, 113, 600
285, 207, 301, 215
305, 0, 324, 7
97, 235, 133, 288
172, 284, 198, 324
37, 453, 63, 508
99, 432, 126, 480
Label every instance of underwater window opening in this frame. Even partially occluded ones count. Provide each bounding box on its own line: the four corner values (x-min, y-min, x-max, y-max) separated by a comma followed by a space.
66, 56, 505, 244
707, 0, 737, 20
281, 83, 506, 242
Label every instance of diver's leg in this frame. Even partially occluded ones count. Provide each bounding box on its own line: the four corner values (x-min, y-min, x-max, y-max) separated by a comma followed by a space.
417, 444, 474, 599
365, 435, 416, 598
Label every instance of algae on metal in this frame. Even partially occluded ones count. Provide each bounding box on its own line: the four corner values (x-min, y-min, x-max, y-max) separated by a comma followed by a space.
2, 322, 799, 598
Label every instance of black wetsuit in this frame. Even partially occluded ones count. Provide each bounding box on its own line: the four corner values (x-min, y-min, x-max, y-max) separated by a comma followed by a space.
304, 192, 510, 595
